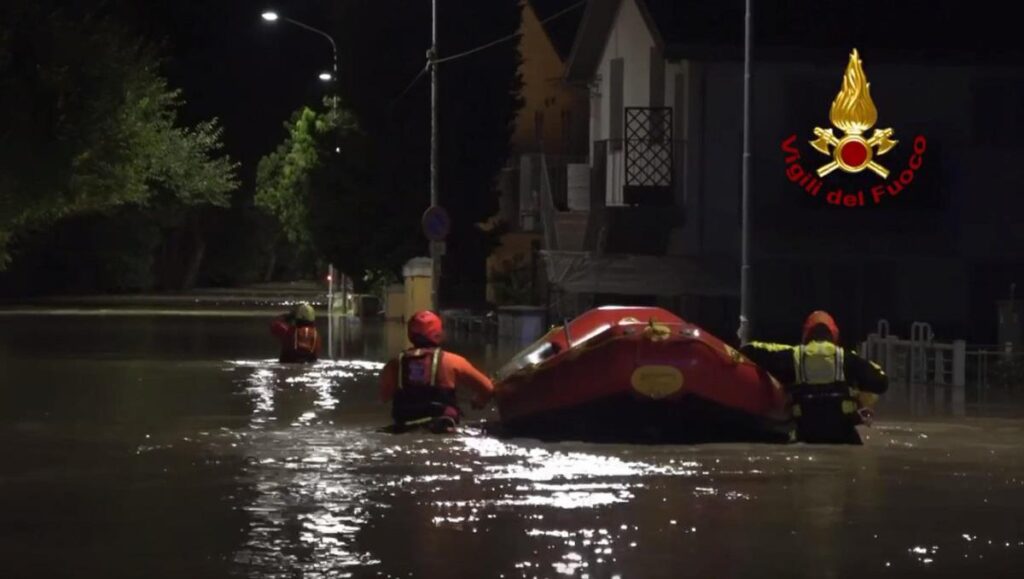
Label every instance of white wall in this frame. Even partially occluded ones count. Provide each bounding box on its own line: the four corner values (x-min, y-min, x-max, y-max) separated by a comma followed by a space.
590, 0, 655, 205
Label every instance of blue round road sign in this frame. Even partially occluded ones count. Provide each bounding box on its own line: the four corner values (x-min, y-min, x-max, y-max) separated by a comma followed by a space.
422, 205, 451, 241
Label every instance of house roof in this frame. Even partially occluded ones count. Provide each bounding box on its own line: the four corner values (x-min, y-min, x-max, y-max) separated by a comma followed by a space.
567, 0, 1024, 80
528, 0, 586, 61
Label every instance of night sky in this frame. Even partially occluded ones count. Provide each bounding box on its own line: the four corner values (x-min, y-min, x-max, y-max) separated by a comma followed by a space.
122, 0, 355, 188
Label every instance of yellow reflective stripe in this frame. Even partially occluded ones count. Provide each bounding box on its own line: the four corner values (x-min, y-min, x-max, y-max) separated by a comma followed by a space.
431, 348, 441, 387
836, 346, 845, 382
749, 341, 794, 352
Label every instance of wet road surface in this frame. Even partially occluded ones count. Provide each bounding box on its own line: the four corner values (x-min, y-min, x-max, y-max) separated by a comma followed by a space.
1, 312, 1023, 578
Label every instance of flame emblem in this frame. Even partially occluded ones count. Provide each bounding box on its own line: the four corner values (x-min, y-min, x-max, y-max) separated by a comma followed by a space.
810, 49, 897, 178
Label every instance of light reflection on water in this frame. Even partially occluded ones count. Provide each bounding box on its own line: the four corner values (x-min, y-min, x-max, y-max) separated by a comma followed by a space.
229, 359, 386, 576
2, 315, 1024, 578
221, 352, 1024, 578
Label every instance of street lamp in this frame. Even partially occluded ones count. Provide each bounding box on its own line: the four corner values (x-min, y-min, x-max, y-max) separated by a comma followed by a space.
260, 8, 345, 352
259, 9, 338, 87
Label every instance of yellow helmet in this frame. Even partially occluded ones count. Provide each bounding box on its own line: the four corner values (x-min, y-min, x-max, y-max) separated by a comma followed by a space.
294, 302, 315, 322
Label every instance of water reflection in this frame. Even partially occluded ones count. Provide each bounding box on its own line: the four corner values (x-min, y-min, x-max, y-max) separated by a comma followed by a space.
228, 359, 385, 576
3, 314, 1024, 578
213, 360, 1024, 579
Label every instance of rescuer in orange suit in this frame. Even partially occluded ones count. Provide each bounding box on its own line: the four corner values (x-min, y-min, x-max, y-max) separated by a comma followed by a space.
379, 310, 495, 433
270, 302, 321, 363
740, 310, 888, 444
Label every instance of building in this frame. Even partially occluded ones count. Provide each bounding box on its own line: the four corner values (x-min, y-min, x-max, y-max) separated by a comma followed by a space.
484, 0, 589, 307
549, 0, 1024, 343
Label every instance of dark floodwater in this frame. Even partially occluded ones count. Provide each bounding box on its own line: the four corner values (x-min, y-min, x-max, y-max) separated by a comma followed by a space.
1, 311, 1023, 578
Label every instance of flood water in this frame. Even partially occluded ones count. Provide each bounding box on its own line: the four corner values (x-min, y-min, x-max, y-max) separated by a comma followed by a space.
1, 310, 1023, 578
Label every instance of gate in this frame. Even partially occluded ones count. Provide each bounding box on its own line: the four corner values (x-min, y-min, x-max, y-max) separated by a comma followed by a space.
623, 107, 673, 206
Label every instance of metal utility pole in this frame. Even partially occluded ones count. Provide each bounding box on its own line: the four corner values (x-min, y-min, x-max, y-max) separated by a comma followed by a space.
429, 0, 441, 312
738, 0, 753, 346
327, 264, 334, 358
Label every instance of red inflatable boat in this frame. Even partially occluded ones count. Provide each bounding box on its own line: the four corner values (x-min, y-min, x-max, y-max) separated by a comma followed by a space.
493, 307, 792, 442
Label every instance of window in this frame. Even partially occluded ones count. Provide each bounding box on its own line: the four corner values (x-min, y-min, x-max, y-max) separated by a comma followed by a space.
561, 109, 572, 153
609, 57, 624, 151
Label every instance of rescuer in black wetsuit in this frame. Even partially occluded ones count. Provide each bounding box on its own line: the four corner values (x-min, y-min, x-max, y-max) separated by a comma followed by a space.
740, 311, 888, 445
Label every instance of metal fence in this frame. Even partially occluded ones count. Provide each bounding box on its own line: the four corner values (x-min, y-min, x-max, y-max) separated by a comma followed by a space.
860, 319, 1024, 416
965, 344, 1024, 406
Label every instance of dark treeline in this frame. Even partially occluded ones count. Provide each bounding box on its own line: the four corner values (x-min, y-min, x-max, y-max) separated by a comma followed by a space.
0, 0, 523, 302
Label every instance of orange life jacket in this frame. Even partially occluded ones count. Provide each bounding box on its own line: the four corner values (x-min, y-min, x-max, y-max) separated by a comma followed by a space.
294, 326, 318, 356
394, 348, 458, 424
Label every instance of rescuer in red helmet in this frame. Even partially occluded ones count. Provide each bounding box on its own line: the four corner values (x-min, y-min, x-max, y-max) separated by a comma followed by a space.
740, 310, 888, 444
379, 310, 495, 433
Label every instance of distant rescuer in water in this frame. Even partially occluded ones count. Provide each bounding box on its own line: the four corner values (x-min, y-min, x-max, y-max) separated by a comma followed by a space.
379, 310, 495, 433
740, 310, 888, 445
270, 302, 321, 363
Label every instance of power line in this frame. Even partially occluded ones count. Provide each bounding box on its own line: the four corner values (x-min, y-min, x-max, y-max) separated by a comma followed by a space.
391, 62, 430, 108
436, 0, 585, 64
392, 0, 586, 105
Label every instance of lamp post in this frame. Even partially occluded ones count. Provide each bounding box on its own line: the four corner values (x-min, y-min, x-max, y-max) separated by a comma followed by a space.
261, 11, 338, 92
738, 0, 753, 346
429, 0, 441, 313
262, 9, 345, 354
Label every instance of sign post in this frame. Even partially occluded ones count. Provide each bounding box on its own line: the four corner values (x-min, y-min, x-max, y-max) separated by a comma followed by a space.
422, 205, 450, 311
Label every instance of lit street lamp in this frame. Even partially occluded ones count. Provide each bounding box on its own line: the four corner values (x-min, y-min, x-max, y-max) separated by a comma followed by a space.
260, 8, 345, 353
260, 9, 338, 89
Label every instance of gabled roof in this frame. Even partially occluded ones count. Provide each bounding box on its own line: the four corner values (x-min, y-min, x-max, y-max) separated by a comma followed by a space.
529, 0, 586, 61
567, 0, 1024, 81
565, 0, 618, 82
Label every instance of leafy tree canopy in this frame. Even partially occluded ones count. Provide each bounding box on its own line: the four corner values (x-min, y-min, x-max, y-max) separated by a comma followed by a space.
255, 102, 353, 251
0, 1, 238, 268
255, 98, 413, 289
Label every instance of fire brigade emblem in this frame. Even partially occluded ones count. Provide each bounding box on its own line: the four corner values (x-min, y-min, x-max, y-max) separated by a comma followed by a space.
810, 49, 897, 178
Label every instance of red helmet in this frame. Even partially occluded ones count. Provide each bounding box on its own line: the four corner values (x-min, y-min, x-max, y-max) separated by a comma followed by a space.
802, 310, 839, 343
408, 310, 443, 346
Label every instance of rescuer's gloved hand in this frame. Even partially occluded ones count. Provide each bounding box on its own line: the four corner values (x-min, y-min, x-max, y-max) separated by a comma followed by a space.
857, 407, 874, 427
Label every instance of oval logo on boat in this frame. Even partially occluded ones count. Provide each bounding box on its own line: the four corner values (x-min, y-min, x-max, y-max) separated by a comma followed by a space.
630, 365, 684, 399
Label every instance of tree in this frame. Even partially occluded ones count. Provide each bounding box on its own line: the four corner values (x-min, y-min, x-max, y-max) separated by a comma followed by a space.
0, 1, 238, 270
254, 105, 347, 254
255, 98, 417, 289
